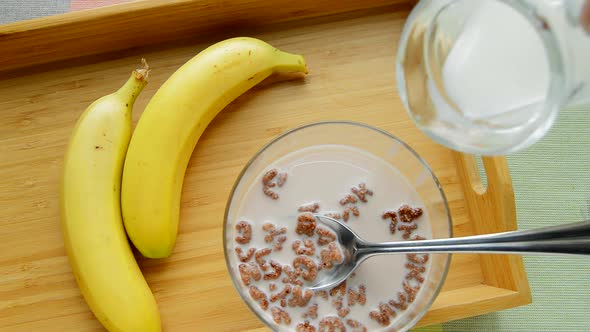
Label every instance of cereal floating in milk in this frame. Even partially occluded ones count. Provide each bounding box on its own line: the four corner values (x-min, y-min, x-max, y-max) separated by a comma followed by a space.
235, 247, 256, 262
231, 146, 432, 331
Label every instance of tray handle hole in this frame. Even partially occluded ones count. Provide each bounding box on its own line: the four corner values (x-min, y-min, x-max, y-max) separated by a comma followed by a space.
471, 155, 488, 195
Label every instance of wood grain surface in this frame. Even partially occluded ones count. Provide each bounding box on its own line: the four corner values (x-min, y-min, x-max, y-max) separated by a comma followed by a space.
0, 2, 530, 331
0, 0, 410, 73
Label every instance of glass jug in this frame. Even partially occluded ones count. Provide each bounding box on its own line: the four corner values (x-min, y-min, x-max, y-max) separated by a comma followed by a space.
396, 0, 590, 155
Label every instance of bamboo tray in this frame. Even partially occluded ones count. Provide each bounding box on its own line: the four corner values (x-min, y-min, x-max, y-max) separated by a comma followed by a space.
0, 0, 531, 330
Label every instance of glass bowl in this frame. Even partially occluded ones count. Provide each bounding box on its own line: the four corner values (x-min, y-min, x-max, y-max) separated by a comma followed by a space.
224, 121, 452, 331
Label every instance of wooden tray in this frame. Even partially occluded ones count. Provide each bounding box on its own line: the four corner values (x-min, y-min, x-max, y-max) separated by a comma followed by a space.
0, 0, 531, 330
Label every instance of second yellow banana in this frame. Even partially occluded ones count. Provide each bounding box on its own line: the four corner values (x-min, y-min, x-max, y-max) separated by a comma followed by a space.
122, 37, 307, 258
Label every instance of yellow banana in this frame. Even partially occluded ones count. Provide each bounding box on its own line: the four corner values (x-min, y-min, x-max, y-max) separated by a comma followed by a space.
60, 63, 161, 332
122, 37, 307, 258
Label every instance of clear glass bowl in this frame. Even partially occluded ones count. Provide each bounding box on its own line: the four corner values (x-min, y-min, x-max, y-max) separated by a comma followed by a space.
224, 121, 452, 331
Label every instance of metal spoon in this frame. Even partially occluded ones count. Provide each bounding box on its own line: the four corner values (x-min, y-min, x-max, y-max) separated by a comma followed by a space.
310, 215, 590, 291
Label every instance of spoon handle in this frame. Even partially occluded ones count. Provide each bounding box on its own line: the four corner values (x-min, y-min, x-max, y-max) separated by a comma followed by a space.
357, 220, 590, 256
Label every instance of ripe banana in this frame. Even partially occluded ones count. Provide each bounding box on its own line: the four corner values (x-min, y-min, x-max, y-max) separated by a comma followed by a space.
60, 63, 161, 332
122, 37, 307, 258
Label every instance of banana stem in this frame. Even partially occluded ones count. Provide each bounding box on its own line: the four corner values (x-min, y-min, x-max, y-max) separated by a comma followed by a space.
116, 59, 150, 106
274, 53, 308, 74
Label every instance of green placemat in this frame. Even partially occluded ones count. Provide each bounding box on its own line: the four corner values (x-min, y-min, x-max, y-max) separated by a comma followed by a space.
440, 108, 590, 331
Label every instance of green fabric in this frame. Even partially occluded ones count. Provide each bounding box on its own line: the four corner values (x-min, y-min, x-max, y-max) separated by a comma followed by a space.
441, 108, 590, 331
413, 325, 443, 332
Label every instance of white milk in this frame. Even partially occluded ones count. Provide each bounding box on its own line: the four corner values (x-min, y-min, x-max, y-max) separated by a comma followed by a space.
229, 145, 432, 331
442, 0, 550, 120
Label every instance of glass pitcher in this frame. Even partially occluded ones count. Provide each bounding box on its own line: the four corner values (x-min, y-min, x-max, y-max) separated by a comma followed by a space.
396, 0, 590, 155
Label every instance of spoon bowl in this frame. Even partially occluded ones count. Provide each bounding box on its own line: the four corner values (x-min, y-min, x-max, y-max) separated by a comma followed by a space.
310, 215, 361, 291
